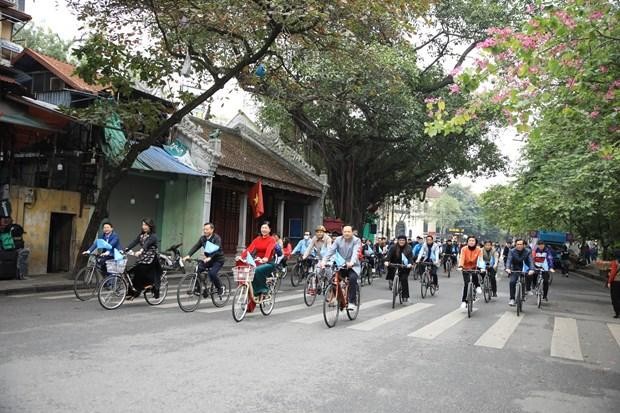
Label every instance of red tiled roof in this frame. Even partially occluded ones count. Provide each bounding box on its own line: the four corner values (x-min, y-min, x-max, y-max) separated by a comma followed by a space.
0, 4, 32, 21
12, 48, 107, 94
0, 74, 18, 85
194, 118, 323, 194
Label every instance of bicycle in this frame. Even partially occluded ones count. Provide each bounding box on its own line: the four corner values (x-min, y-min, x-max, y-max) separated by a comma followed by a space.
443, 254, 456, 278
482, 266, 493, 303
419, 262, 437, 299
322, 265, 360, 328
304, 261, 328, 307
97, 255, 169, 310
387, 263, 408, 308
463, 269, 481, 318
532, 268, 548, 309
74, 252, 105, 301
508, 270, 526, 316
291, 256, 312, 287
176, 258, 232, 312
231, 266, 277, 322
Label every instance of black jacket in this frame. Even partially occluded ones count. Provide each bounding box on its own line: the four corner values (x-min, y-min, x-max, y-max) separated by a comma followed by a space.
126, 233, 159, 252
187, 233, 225, 263
386, 244, 414, 265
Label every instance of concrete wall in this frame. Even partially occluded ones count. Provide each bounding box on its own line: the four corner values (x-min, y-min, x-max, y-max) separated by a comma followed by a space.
9, 186, 92, 275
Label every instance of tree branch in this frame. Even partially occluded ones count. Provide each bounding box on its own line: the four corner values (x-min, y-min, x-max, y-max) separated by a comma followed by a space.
421, 39, 481, 93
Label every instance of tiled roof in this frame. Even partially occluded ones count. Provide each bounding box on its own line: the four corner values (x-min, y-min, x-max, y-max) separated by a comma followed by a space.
194, 119, 323, 194
13, 49, 106, 94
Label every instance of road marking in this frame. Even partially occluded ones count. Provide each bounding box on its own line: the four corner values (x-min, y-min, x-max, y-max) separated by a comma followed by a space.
550, 317, 583, 361
607, 323, 620, 348
154, 293, 303, 310
273, 303, 310, 315
8, 291, 73, 299
348, 303, 434, 331
408, 308, 471, 340
40, 293, 80, 300
474, 311, 524, 349
291, 299, 390, 324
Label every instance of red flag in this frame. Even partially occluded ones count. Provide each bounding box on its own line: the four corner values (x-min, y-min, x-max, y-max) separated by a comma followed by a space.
248, 180, 264, 219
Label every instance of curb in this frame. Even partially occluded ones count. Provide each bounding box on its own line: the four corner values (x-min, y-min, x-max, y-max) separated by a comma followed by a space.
571, 268, 607, 284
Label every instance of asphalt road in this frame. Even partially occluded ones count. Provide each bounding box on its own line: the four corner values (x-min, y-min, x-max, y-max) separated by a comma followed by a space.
1, 268, 618, 413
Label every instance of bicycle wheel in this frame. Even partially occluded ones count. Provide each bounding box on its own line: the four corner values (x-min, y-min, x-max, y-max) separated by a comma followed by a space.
483, 276, 491, 303
515, 283, 522, 316
392, 275, 399, 309
536, 279, 543, 309
145, 273, 168, 305
292, 262, 303, 286
98, 275, 127, 310
177, 273, 202, 312
467, 282, 473, 318
323, 284, 339, 328
260, 286, 275, 316
420, 273, 428, 299
275, 272, 282, 292
211, 273, 232, 308
430, 282, 436, 296
366, 265, 373, 286
232, 284, 249, 322
446, 260, 452, 278
304, 274, 318, 307
346, 283, 360, 320
74, 265, 101, 301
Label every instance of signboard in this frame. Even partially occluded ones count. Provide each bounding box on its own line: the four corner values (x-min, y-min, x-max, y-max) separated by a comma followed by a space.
448, 228, 464, 233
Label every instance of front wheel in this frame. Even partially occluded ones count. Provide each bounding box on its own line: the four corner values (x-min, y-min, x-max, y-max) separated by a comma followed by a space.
467, 282, 473, 318
210, 273, 232, 308
74, 266, 102, 301
392, 275, 399, 309
304, 274, 318, 307
323, 284, 339, 328
232, 284, 249, 322
483, 276, 491, 303
515, 283, 522, 316
420, 273, 428, 299
366, 265, 373, 286
292, 262, 303, 287
177, 273, 202, 312
145, 273, 168, 305
346, 284, 360, 321
98, 275, 127, 310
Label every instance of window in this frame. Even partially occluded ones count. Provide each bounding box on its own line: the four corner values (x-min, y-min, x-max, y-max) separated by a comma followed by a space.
49, 77, 64, 91
31, 73, 46, 93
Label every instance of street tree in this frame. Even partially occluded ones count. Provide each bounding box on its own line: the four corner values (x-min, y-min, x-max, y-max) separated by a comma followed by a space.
430, 194, 461, 236
13, 24, 75, 62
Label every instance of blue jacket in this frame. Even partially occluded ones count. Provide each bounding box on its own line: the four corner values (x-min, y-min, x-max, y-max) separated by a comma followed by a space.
506, 248, 533, 272
88, 231, 121, 253
413, 243, 423, 258
292, 238, 313, 256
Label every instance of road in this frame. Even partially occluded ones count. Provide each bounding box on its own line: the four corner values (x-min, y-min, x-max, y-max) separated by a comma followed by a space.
1, 268, 618, 413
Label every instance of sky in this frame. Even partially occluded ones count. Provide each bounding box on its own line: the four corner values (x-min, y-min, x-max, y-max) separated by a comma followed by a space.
24, 0, 522, 193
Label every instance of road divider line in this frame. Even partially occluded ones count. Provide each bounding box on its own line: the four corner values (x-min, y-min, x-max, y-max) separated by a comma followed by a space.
348, 303, 434, 332
291, 299, 390, 324
550, 317, 583, 361
474, 311, 523, 349
408, 308, 469, 340
607, 323, 620, 348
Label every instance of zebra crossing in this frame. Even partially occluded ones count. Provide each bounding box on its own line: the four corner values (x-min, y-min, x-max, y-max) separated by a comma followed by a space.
8, 287, 620, 363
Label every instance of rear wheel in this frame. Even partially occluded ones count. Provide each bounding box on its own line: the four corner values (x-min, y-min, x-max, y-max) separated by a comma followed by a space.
260, 285, 275, 316
446, 260, 452, 278
177, 273, 202, 312
366, 264, 373, 285
210, 273, 231, 308
392, 275, 399, 309
467, 282, 473, 318
346, 283, 360, 320
144, 273, 168, 305
323, 284, 339, 328
74, 265, 102, 301
292, 262, 304, 286
232, 284, 249, 322
304, 274, 318, 307
420, 273, 428, 299
98, 275, 127, 310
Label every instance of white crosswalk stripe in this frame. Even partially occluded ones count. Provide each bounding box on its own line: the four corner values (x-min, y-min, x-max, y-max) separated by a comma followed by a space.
408, 308, 473, 340
348, 303, 433, 331
550, 317, 583, 361
291, 299, 390, 324
607, 323, 620, 348
41, 293, 80, 300
474, 311, 524, 349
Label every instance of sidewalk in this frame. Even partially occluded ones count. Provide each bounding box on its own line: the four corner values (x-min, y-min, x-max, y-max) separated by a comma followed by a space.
570, 264, 608, 284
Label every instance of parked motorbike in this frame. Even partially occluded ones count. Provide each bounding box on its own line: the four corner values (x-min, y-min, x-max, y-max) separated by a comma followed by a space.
159, 243, 185, 273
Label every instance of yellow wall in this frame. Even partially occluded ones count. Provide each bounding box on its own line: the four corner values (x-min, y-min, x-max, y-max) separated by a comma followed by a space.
0, 20, 13, 41
10, 186, 93, 275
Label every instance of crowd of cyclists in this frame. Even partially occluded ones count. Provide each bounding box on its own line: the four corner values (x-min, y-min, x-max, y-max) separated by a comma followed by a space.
83, 218, 566, 319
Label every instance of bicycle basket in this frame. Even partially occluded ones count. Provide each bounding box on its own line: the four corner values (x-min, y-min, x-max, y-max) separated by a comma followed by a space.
233, 266, 255, 282
106, 259, 127, 274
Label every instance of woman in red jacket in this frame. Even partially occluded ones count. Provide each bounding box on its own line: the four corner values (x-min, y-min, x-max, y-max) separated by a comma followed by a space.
241, 222, 276, 299
607, 250, 620, 318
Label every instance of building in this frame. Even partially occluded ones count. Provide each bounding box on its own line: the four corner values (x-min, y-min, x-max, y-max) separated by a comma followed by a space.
0, 0, 29, 67
377, 187, 442, 240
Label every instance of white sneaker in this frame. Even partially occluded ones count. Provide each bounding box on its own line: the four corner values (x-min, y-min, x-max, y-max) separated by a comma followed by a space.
347, 303, 357, 311
508, 299, 515, 306
476, 287, 482, 295
460, 302, 467, 309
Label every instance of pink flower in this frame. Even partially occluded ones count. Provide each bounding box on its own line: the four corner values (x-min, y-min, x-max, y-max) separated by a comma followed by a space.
590, 111, 600, 118
478, 38, 497, 49
492, 92, 508, 104
555, 11, 577, 29
589, 11, 604, 21
602, 154, 613, 161
424, 96, 438, 104
449, 84, 461, 94
449, 66, 462, 76
528, 65, 540, 75
515, 33, 537, 49
588, 142, 600, 152
605, 89, 614, 101
566, 78, 576, 89
475, 59, 489, 70
599, 65, 609, 73
526, 4, 535, 14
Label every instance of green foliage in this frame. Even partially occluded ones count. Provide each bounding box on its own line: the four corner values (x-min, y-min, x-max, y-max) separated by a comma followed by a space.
13, 24, 74, 62
430, 194, 461, 235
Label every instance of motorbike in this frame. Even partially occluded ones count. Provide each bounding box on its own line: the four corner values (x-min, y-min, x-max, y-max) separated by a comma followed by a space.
159, 243, 185, 273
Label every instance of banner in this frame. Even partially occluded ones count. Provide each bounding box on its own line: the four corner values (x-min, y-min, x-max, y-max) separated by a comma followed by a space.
248, 180, 265, 219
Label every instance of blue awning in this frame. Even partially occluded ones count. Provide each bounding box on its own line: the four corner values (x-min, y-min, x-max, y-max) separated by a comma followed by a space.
133, 146, 207, 177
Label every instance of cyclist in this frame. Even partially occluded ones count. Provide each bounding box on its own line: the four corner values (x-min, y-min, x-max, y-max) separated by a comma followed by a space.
320, 225, 361, 311
124, 218, 162, 299
531, 239, 555, 301
238, 222, 276, 301
502, 241, 512, 268
303, 225, 333, 260
292, 230, 313, 256
505, 238, 535, 307
441, 239, 459, 272
478, 240, 499, 297
412, 236, 424, 277
458, 236, 484, 309
416, 235, 440, 289
384, 235, 414, 303
82, 221, 122, 277
183, 222, 225, 296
